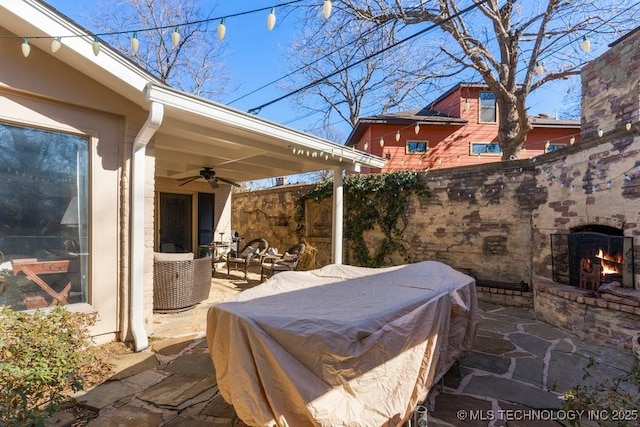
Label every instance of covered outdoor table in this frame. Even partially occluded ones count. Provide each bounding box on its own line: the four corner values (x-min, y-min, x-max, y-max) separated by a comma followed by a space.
206, 261, 478, 427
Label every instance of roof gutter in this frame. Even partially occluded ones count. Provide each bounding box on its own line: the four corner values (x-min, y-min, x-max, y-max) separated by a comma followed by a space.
130, 97, 164, 352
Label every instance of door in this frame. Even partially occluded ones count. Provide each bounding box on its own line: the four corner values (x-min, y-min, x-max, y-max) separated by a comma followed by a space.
158, 193, 192, 252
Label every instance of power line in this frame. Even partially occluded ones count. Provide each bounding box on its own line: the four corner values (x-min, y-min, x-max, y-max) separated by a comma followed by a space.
246, 0, 490, 115
227, 21, 386, 106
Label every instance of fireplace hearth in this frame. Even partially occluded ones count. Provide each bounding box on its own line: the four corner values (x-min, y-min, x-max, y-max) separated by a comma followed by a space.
551, 225, 635, 290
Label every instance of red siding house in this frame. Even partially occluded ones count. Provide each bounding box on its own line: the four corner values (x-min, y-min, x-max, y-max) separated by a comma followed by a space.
346, 83, 581, 173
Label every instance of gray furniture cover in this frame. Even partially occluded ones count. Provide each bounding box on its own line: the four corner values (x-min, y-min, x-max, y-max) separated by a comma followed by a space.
206, 261, 478, 426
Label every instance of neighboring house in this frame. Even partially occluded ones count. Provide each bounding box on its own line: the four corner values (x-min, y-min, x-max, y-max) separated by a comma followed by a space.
0, 0, 383, 350
346, 83, 581, 173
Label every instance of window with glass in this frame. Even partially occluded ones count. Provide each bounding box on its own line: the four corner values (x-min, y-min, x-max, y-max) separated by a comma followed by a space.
0, 122, 89, 310
546, 143, 566, 153
470, 142, 501, 156
479, 92, 497, 123
406, 140, 428, 154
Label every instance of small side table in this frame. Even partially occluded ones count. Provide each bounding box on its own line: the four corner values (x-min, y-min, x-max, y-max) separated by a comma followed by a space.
199, 242, 230, 273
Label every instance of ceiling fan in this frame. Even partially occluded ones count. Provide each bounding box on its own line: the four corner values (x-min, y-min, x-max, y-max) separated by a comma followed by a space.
177, 167, 240, 189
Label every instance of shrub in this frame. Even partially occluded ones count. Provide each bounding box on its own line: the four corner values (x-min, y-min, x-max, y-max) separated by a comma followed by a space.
560, 356, 640, 426
0, 305, 99, 424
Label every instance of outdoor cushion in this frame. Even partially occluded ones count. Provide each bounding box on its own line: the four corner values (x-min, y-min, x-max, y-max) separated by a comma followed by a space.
154, 252, 194, 262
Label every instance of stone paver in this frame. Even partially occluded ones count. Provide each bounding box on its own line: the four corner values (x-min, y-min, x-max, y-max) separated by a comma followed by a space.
74, 380, 136, 410
85, 405, 163, 427
137, 374, 217, 408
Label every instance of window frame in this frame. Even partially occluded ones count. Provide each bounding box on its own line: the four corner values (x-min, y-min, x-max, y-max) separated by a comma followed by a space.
478, 91, 497, 124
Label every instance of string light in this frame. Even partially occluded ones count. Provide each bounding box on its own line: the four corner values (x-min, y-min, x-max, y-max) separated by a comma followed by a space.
464, 98, 470, 111
535, 62, 544, 76
130, 32, 139, 54
414, 123, 420, 134
581, 36, 591, 53
172, 27, 180, 48
598, 128, 604, 137
323, 0, 332, 19
379, 137, 384, 147
267, 8, 276, 30
217, 19, 226, 40
626, 122, 632, 131
51, 37, 62, 53
395, 131, 400, 142
92, 36, 100, 56
21, 38, 30, 58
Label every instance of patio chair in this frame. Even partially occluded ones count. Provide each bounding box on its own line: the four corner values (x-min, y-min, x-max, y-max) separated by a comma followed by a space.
260, 242, 306, 282
153, 252, 212, 312
226, 238, 269, 280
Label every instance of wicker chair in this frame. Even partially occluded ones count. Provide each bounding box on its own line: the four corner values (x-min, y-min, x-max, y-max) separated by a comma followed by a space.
260, 242, 306, 282
153, 252, 212, 312
226, 238, 269, 280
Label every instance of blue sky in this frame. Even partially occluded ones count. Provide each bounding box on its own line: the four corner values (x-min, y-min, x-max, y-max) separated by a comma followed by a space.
45, 0, 572, 139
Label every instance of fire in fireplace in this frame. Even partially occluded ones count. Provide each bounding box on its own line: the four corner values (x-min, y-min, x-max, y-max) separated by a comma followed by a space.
551, 225, 635, 290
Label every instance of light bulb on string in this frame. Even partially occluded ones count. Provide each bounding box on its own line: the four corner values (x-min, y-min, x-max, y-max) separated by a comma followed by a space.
92, 36, 100, 56
535, 62, 544, 76
414, 123, 420, 134
395, 131, 400, 142
323, 0, 332, 19
172, 27, 180, 48
581, 36, 590, 53
51, 37, 62, 53
217, 18, 226, 40
379, 137, 384, 147
130, 32, 139, 54
570, 136, 576, 144
626, 122, 632, 131
21, 38, 31, 57
598, 128, 603, 137
267, 8, 276, 30
464, 98, 470, 111
364, 141, 368, 150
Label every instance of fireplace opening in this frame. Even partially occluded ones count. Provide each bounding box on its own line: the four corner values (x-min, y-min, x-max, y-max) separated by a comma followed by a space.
551, 225, 635, 291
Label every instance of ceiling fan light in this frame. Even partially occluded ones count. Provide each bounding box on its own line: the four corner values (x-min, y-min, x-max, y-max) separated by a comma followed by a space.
207, 178, 219, 189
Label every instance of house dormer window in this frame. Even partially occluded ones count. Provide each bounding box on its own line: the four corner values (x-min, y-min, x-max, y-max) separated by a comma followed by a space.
479, 92, 497, 123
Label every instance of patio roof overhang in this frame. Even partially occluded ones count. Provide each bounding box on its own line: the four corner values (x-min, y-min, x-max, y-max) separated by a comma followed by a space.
145, 83, 386, 182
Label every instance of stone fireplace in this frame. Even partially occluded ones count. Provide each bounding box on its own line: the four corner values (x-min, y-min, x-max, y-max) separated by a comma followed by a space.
551, 225, 635, 291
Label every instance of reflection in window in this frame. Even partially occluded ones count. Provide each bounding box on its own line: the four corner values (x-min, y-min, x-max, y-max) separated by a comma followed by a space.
406, 140, 428, 154
470, 142, 501, 156
479, 92, 497, 123
0, 122, 89, 310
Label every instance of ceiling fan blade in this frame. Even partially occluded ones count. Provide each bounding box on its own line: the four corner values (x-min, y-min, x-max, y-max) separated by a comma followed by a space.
178, 176, 199, 186
217, 176, 240, 187
177, 175, 200, 181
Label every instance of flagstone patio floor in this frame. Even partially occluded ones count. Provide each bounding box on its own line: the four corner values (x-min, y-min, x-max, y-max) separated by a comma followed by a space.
48, 269, 638, 426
